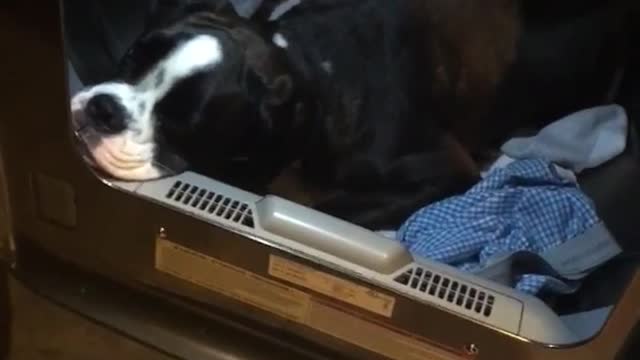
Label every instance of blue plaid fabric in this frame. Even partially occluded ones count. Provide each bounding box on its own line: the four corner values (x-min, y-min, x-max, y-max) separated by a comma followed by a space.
397, 159, 601, 295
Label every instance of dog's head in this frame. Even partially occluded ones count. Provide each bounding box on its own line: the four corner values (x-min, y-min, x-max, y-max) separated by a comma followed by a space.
71, 4, 295, 181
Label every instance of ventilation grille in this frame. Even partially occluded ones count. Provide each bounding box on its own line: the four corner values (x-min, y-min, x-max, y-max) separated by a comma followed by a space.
165, 181, 255, 228
395, 266, 495, 317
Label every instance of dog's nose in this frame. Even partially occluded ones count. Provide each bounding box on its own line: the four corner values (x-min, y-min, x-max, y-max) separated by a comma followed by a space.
85, 94, 127, 133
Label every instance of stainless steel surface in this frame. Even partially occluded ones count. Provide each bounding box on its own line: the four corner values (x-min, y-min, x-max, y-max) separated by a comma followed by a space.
11, 240, 340, 360
8, 275, 174, 360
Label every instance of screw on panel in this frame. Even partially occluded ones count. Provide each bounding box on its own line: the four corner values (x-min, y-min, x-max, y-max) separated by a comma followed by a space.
465, 344, 479, 356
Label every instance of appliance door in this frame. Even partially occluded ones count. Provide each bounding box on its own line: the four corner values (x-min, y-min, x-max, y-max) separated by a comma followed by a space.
0, 1, 339, 359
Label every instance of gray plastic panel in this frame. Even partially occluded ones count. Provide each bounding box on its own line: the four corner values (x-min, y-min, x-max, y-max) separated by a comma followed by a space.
255, 195, 413, 274
389, 260, 576, 344
109, 172, 578, 345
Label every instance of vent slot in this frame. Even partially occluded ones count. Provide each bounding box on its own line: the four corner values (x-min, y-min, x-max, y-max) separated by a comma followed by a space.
395, 266, 495, 317
165, 181, 255, 228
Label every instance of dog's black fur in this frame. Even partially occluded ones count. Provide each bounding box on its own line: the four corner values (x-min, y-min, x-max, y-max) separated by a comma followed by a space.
78, 0, 630, 230
107, 0, 484, 229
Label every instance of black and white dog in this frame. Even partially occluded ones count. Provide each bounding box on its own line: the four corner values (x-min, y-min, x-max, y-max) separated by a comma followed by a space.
70, 0, 496, 229
70, 0, 624, 229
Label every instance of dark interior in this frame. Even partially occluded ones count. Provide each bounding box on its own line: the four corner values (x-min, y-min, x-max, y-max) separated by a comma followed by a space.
62, 0, 640, 317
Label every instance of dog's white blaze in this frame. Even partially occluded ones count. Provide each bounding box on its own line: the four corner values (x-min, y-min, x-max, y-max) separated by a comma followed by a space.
71, 35, 223, 180
272, 33, 289, 48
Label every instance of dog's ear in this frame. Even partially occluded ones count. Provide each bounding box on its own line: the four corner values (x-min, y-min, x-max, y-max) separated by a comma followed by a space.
262, 73, 294, 106
246, 68, 294, 132
229, 26, 294, 130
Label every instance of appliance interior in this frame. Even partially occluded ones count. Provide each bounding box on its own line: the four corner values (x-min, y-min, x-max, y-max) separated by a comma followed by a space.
56, 0, 640, 358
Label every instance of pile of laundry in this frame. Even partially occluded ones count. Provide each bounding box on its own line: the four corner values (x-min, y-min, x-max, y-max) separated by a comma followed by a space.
384, 105, 627, 297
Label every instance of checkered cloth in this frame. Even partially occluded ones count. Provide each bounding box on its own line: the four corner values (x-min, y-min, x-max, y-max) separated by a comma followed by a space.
397, 159, 602, 295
